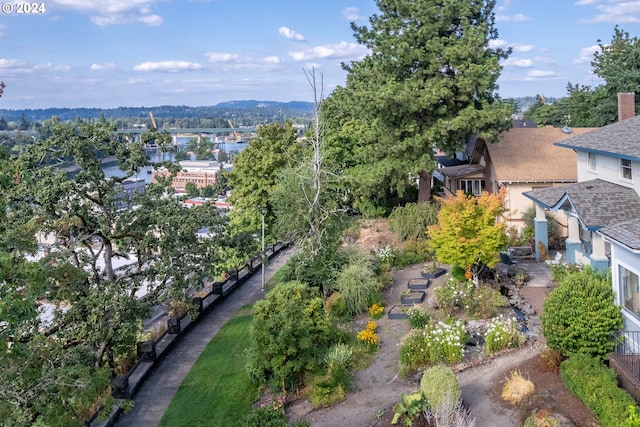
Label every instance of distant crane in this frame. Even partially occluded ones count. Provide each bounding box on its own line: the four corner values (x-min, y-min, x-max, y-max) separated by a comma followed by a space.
149, 112, 158, 129
227, 119, 241, 142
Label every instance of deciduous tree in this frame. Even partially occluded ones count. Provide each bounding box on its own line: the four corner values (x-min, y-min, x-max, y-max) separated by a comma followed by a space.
428, 189, 508, 283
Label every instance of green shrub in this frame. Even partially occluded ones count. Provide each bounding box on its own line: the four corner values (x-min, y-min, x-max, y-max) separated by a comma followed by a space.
388, 202, 440, 242
407, 307, 430, 329
392, 391, 428, 426
393, 249, 426, 269
420, 365, 461, 409
542, 266, 623, 358
334, 262, 379, 316
238, 406, 289, 427
560, 353, 640, 427
246, 281, 331, 392
309, 381, 345, 408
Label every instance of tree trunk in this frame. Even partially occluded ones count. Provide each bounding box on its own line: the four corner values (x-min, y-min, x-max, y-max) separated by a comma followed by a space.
418, 170, 432, 203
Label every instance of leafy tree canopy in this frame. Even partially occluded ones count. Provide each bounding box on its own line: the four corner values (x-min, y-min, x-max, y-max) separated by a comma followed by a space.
428, 189, 508, 280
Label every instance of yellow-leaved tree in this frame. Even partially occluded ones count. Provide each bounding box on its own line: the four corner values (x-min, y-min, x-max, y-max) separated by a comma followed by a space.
428, 189, 508, 285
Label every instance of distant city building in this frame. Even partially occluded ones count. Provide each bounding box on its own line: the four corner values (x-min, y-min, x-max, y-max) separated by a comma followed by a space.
116, 177, 147, 209
153, 160, 232, 193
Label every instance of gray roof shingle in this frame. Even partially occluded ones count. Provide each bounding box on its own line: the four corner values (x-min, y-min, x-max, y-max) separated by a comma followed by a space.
555, 115, 640, 159
600, 220, 640, 251
523, 179, 640, 230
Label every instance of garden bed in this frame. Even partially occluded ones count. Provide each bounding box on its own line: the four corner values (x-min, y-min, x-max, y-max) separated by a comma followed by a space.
387, 304, 413, 319
400, 290, 425, 305
407, 278, 430, 290
421, 267, 446, 279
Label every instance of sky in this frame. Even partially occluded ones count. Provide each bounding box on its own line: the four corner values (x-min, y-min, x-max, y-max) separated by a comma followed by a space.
0, 0, 637, 109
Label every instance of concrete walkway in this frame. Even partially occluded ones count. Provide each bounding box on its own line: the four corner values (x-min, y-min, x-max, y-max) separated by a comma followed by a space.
114, 247, 293, 427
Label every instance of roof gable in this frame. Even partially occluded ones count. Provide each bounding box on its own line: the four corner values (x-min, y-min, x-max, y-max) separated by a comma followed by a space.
485, 127, 595, 182
523, 179, 640, 230
555, 115, 640, 160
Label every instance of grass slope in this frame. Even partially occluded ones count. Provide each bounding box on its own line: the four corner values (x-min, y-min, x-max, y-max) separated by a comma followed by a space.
159, 306, 259, 427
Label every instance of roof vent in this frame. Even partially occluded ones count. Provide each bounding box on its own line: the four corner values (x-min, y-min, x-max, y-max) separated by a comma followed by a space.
561, 126, 572, 134
585, 185, 594, 190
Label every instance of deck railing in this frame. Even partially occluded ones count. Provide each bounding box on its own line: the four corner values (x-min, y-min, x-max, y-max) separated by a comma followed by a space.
611, 330, 640, 380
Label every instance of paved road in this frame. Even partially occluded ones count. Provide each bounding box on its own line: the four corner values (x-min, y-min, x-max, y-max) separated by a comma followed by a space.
114, 247, 293, 427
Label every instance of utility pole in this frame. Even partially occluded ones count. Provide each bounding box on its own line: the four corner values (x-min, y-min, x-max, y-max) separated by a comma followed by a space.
260, 206, 267, 291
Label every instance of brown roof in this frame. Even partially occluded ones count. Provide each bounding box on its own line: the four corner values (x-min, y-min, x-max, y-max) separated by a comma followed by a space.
486, 127, 596, 183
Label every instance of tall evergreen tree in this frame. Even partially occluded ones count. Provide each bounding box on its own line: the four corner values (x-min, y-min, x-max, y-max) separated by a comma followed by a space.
325, 0, 512, 206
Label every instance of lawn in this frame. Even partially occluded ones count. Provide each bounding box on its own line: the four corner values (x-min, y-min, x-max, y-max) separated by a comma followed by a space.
159, 305, 259, 427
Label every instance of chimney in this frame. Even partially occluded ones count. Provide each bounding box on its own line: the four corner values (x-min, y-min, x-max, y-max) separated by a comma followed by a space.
618, 92, 636, 121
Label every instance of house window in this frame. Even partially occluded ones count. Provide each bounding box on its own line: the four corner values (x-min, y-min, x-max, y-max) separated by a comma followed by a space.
621, 158, 633, 181
588, 152, 597, 171
621, 266, 640, 316
459, 179, 486, 196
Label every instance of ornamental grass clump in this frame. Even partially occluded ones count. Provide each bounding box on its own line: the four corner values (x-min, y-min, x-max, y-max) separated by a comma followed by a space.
501, 370, 535, 405
399, 320, 467, 370
484, 315, 526, 355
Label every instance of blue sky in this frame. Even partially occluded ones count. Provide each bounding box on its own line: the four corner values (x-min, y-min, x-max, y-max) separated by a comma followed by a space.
0, 0, 637, 109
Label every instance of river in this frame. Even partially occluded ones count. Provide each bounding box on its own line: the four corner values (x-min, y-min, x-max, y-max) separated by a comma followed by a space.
102, 139, 247, 183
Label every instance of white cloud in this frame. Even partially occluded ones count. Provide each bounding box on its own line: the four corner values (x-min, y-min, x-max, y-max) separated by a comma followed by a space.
342, 7, 363, 21
204, 52, 283, 70
205, 53, 241, 63
53, 0, 164, 26
264, 56, 281, 64
278, 26, 304, 41
133, 61, 203, 72
489, 39, 509, 50
523, 70, 562, 81
495, 13, 530, 22
0, 59, 70, 75
0, 58, 28, 69
574, 44, 601, 64
91, 62, 118, 71
503, 58, 533, 68
513, 44, 535, 53
289, 41, 368, 61
127, 78, 151, 84
53, 0, 156, 14
577, 0, 640, 24
138, 14, 163, 26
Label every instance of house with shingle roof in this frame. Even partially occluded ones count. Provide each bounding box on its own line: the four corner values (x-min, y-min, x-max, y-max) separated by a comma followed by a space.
524, 93, 640, 332
438, 125, 594, 234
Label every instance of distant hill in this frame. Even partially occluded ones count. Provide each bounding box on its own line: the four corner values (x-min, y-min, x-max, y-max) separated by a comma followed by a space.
0, 101, 315, 122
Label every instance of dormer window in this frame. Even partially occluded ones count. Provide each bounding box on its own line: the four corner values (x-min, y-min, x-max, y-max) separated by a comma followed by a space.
588, 152, 597, 171
621, 158, 633, 181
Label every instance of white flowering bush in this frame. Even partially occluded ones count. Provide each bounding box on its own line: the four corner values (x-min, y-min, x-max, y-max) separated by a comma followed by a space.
484, 315, 526, 355
400, 320, 467, 369
375, 245, 395, 265
434, 276, 508, 318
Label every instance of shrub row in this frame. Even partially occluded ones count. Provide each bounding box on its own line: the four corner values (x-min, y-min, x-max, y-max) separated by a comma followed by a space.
560, 353, 640, 427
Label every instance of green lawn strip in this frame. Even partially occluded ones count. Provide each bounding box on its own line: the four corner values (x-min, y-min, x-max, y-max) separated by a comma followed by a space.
159, 306, 259, 427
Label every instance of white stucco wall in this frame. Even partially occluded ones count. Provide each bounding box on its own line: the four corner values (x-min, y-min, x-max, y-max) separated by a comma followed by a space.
504, 184, 570, 237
